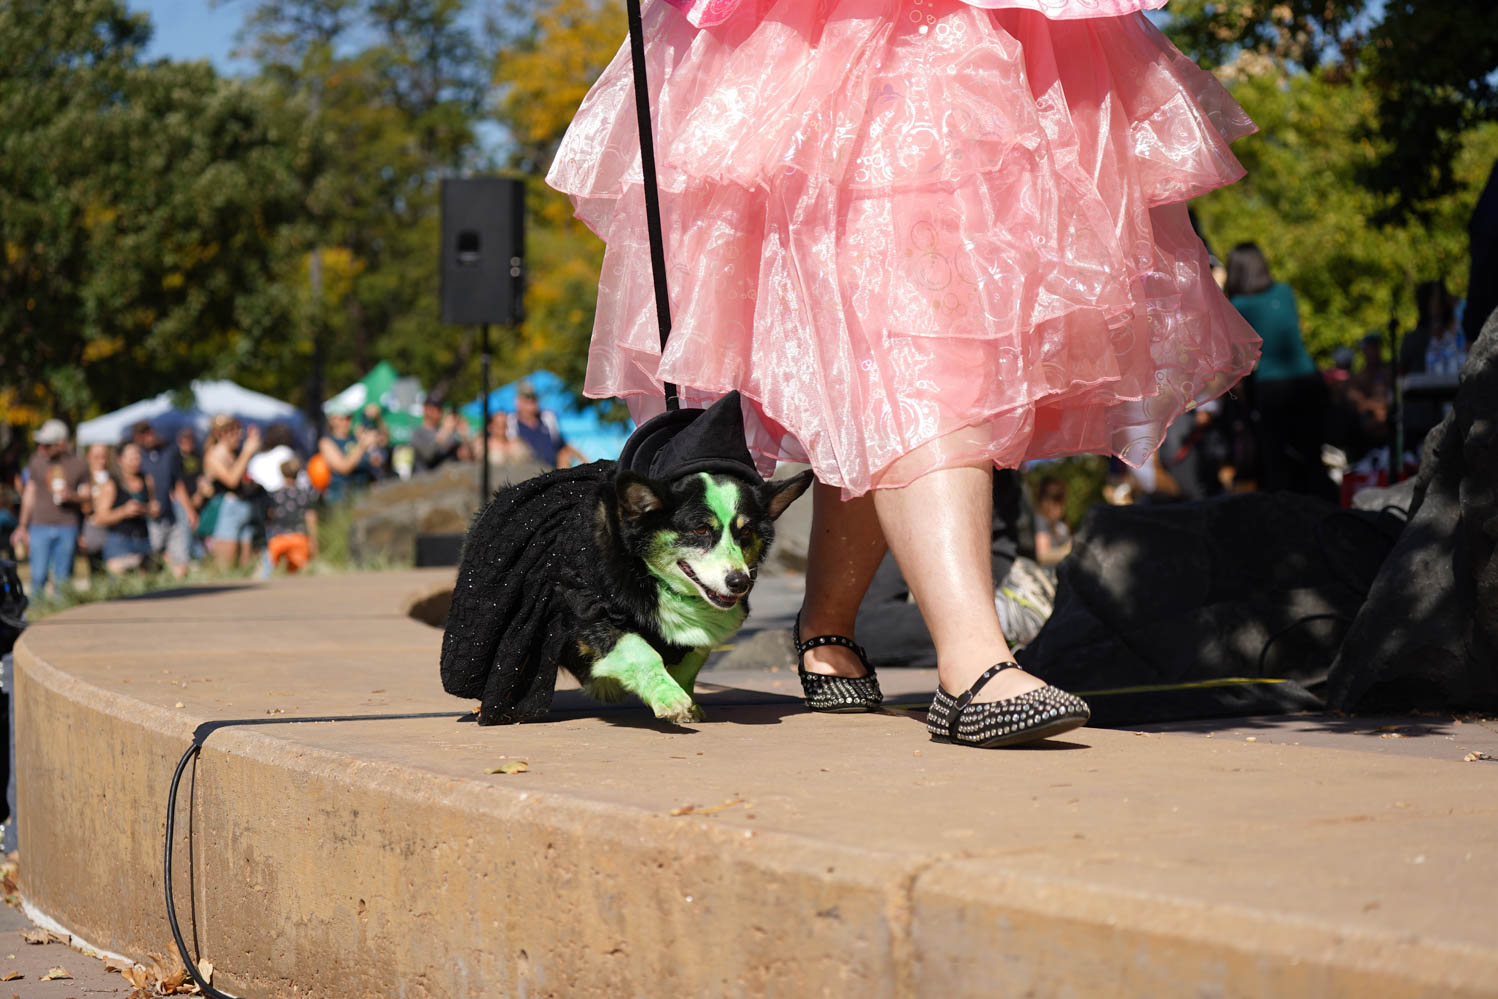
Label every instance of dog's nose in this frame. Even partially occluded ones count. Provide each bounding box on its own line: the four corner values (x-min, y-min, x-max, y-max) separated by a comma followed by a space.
724, 570, 752, 595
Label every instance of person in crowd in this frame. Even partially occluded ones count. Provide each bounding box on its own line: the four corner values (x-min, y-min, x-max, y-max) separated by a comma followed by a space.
79, 443, 114, 570
317, 410, 382, 503
10, 420, 89, 598
202, 415, 262, 571
1225, 243, 1333, 497
512, 382, 584, 469
261, 453, 320, 577
1346, 332, 1392, 453
247, 423, 300, 493
131, 422, 194, 579
1399, 281, 1463, 447
1401, 280, 1465, 376
358, 403, 392, 478
483, 411, 532, 465
90, 440, 158, 575
410, 398, 469, 474
1032, 476, 1073, 568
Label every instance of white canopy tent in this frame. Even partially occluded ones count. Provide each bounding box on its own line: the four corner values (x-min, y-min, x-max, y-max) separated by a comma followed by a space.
76, 380, 314, 449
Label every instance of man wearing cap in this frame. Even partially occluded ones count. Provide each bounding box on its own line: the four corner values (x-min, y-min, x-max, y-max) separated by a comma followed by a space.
11, 420, 90, 597
512, 382, 583, 470
410, 397, 469, 474
131, 421, 195, 580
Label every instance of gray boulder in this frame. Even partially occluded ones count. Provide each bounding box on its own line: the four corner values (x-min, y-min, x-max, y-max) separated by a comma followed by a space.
1325, 309, 1498, 712
348, 459, 548, 565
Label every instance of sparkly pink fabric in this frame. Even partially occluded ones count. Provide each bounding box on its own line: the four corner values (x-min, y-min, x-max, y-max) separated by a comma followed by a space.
547, 0, 1261, 496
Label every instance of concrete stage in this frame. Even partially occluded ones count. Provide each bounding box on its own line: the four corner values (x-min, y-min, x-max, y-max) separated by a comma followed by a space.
14, 570, 1498, 997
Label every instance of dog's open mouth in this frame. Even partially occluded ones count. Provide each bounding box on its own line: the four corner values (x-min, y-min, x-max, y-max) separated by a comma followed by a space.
677, 561, 742, 609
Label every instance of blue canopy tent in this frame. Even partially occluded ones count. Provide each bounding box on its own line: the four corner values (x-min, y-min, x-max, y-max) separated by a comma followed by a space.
76, 380, 316, 452
462, 370, 633, 462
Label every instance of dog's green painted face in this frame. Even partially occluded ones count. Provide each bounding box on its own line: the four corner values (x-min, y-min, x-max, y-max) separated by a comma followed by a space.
616, 466, 812, 648
644, 473, 759, 610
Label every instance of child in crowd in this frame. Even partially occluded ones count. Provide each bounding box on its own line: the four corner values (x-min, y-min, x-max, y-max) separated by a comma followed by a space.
1032, 476, 1072, 569
262, 454, 319, 576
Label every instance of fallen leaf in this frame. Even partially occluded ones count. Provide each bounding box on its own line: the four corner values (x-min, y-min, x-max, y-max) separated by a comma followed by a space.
200, 959, 214, 984
40, 967, 71, 981
1245, 736, 1257, 743
0, 972, 17, 981
1379, 732, 1405, 739
175, 702, 185, 709
485, 761, 528, 775
1464, 751, 1494, 762
671, 798, 746, 817
19, 930, 45, 945
121, 964, 151, 989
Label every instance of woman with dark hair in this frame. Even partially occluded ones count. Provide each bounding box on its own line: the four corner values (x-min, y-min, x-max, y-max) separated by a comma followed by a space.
1225, 243, 1329, 495
90, 441, 158, 575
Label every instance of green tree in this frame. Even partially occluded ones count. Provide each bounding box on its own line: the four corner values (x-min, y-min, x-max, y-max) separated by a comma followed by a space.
1164, 0, 1498, 216
0, 0, 314, 423
233, 0, 493, 408
1194, 68, 1498, 357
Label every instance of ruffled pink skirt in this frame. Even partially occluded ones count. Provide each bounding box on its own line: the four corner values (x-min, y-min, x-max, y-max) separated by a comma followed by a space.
547, 0, 1261, 496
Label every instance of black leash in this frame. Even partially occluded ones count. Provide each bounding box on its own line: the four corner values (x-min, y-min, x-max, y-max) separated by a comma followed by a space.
626, 0, 680, 413
165, 741, 239, 999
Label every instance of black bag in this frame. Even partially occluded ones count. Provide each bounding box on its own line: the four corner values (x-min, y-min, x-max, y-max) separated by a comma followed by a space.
0, 560, 26, 657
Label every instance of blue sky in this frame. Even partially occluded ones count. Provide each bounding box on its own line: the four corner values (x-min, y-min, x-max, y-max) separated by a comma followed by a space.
130, 0, 250, 73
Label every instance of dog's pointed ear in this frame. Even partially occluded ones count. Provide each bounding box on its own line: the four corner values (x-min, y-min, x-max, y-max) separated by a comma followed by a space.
762, 469, 814, 521
616, 471, 666, 520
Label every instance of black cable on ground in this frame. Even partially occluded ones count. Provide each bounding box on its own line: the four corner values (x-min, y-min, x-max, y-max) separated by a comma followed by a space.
1256, 612, 1351, 677
165, 741, 239, 999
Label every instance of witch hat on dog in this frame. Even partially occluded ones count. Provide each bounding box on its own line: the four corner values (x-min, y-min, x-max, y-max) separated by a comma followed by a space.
613, 0, 760, 478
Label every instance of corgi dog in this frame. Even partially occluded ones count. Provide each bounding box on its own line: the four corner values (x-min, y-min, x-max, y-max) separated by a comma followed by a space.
440, 462, 812, 725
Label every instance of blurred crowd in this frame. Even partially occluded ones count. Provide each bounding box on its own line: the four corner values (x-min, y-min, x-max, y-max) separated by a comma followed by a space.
1098, 243, 1472, 508
0, 380, 583, 599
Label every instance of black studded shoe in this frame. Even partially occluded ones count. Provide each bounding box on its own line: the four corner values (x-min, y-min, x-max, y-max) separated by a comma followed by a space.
793, 617, 883, 713
926, 662, 1089, 747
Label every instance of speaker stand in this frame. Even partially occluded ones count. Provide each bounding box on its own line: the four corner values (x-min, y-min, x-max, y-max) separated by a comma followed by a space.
480, 323, 491, 505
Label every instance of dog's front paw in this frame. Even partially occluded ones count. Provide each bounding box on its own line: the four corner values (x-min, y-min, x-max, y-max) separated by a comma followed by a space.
648, 687, 703, 725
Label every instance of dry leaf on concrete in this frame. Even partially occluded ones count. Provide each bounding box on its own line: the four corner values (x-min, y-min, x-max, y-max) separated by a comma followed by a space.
1379, 732, 1406, 739
485, 761, 528, 774
0, 972, 17, 981
1464, 752, 1494, 762
19, 929, 64, 946
40, 966, 71, 980
671, 798, 746, 817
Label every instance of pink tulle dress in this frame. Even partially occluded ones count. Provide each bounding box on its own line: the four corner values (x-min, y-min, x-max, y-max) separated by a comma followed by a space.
546, 0, 1261, 496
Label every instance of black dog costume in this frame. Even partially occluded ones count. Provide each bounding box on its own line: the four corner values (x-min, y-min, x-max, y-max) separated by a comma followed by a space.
440, 392, 810, 724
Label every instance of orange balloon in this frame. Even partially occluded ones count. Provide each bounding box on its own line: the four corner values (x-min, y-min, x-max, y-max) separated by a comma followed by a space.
306, 452, 332, 492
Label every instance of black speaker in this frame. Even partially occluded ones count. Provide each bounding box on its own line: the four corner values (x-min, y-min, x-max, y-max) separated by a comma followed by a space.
440, 177, 525, 326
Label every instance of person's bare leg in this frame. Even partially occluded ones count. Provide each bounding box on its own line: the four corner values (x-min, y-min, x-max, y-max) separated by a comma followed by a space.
874, 464, 1045, 703
211, 539, 235, 572
797, 482, 886, 677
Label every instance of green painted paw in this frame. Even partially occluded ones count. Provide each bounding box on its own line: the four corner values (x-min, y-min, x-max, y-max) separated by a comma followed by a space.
647, 685, 702, 724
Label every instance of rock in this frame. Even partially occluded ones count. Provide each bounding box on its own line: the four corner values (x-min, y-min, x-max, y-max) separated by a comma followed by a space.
1350, 477, 1419, 516
347, 459, 548, 565
1017, 492, 1397, 724
1325, 308, 1498, 712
